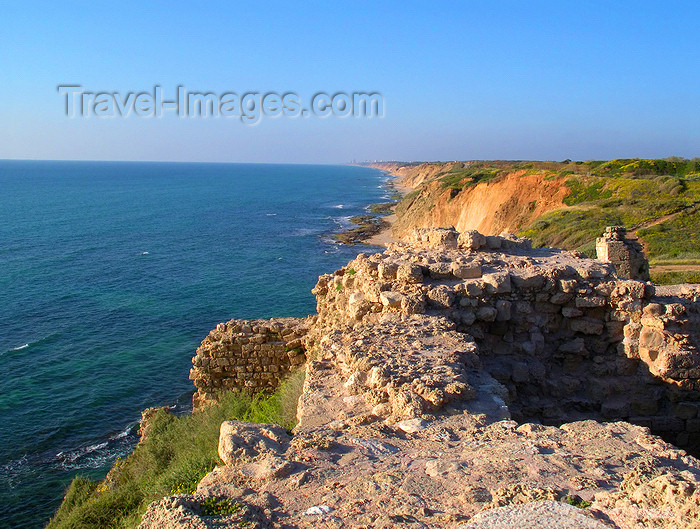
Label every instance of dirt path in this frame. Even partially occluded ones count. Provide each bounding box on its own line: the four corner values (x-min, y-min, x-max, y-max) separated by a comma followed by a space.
629, 201, 700, 254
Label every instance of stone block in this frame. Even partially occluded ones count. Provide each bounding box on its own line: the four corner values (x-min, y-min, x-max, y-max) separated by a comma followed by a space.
651, 416, 685, 432
674, 402, 698, 420
570, 318, 604, 335
550, 292, 573, 305
495, 300, 512, 321
476, 306, 498, 322
511, 272, 545, 290
485, 235, 502, 249
639, 328, 665, 349
397, 263, 424, 283
429, 262, 453, 279
631, 400, 659, 416
561, 306, 583, 318
463, 279, 485, 296
379, 291, 404, 309
219, 421, 290, 466
483, 272, 511, 294
512, 362, 530, 383
575, 296, 606, 308
452, 262, 482, 279
378, 262, 398, 280
457, 230, 486, 250
560, 280, 578, 293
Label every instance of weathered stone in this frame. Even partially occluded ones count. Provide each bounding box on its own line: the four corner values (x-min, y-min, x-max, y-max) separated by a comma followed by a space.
485, 235, 502, 249
458, 230, 486, 250
495, 300, 511, 321
562, 306, 583, 318
511, 271, 545, 290
476, 306, 498, 322
218, 421, 290, 466
379, 291, 404, 309
428, 262, 453, 279
452, 262, 482, 279
570, 317, 605, 335
378, 262, 399, 280
397, 263, 424, 283
483, 272, 511, 294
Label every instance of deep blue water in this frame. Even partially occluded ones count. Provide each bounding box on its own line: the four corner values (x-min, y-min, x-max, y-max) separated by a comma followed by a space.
0, 161, 389, 528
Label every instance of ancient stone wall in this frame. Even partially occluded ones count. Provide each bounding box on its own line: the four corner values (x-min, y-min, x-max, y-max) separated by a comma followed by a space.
188, 228, 699, 450
596, 226, 649, 280
189, 317, 310, 410
310, 228, 700, 451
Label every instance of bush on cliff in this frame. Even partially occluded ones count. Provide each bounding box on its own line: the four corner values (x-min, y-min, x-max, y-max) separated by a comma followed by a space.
47, 370, 304, 529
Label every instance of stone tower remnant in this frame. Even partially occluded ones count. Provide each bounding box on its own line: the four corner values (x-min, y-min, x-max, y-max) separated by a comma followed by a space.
596, 226, 649, 280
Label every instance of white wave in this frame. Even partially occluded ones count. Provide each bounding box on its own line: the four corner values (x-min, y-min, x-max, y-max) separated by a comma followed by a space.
0, 454, 28, 474
109, 426, 133, 441
141, 251, 149, 255
9, 344, 29, 351
291, 227, 323, 237
84, 441, 109, 454
266, 213, 277, 216
332, 204, 345, 209
331, 215, 355, 230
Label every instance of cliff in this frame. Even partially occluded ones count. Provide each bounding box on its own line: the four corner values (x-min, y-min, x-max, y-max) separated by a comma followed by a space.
367, 161, 571, 238
135, 228, 700, 529
368, 160, 700, 281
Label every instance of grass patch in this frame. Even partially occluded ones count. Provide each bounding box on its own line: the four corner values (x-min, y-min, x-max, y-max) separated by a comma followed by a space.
563, 495, 592, 509
200, 497, 242, 516
438, 168, 501, 194
519, 162, 700, 261
563, 178, 612, 205
650, 270, 700, 285
47, 371, 305, 529
637, 205, 700, 261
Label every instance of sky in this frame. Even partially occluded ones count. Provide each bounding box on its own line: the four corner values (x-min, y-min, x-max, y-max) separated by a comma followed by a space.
1, 1, 699, 163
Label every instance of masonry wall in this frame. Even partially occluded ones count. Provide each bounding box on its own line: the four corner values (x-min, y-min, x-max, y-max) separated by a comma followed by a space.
311, 228, 700, 452
188, 228, 700, 453
189, 317, 309, 410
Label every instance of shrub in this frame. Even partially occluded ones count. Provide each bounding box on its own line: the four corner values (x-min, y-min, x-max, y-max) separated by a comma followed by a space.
47, 372, 305, 529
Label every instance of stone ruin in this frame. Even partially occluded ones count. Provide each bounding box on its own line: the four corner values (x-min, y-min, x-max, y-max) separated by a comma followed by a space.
189, 317, 309, 410
596, 226, 650, 281
314, 228, 699, 450
142, 228, 700, 529
190, 227, 700, 451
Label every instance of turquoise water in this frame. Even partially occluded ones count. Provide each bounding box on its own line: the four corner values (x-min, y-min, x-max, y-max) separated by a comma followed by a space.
0, 161, 388, 528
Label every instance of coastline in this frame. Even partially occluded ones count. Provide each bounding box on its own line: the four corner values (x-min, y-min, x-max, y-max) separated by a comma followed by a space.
338, 165, 412, 247
364, 168, 412, 246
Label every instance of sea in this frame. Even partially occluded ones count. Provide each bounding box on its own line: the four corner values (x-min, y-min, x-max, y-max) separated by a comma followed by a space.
0, 161, 390, 529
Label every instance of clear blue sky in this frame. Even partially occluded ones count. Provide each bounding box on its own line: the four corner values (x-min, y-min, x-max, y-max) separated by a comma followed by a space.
1, 1, 699, 163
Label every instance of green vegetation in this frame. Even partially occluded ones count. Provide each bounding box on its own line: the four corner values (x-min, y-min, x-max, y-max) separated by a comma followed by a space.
637, 204, 700, 261
200, 497, 242, 516
563, 178, 612, 205
651, 270, 700, 285
563, 495, 592, 509
47, 371, 305, 529
438, 166, 502, 195
392, 157, 700, 282
517, 159, 700, 263
368, 202, 395, 214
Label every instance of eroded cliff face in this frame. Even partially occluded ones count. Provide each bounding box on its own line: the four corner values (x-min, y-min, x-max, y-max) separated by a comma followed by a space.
140, 229, 700, 529
388, 167, 569, 238
366, 162, 449, 190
